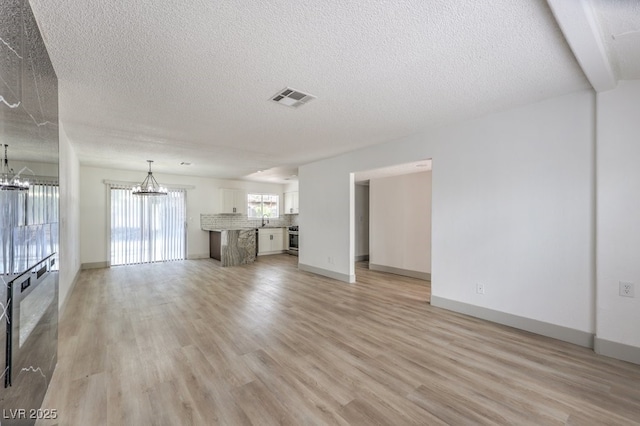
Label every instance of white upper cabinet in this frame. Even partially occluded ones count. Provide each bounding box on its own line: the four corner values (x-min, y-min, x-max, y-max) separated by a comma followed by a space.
220, 189, 246, 214
284, 191, 299, 214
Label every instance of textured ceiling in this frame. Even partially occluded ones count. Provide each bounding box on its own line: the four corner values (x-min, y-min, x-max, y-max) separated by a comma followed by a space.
24, 0, 599, 182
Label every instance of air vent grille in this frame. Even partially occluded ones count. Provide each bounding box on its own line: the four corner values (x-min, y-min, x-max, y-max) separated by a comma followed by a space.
270, 87, 316, 108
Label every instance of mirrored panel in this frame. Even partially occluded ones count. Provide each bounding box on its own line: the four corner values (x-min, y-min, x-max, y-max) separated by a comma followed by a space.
0, 0, 59, 423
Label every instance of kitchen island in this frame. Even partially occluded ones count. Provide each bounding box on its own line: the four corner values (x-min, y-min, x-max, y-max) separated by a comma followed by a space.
205, 228, 256, 267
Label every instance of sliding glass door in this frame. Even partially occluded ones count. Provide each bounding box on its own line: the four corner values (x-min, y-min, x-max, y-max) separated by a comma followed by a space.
110, 187, 186, 266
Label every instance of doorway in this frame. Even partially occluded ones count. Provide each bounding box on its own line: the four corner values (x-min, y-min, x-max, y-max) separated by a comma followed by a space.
352, 159, 432, 288
109, 187, 186, 266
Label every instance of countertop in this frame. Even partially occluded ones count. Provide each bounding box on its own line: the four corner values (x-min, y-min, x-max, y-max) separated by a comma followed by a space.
202, 226, 286, 232
207, 228, 257, 266
202, 227, 254, 232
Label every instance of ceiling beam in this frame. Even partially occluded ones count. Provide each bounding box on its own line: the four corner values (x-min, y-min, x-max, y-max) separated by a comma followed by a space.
547, 0, 617, 92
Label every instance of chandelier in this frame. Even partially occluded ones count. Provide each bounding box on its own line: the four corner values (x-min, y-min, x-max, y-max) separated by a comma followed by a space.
132, 160, 167, 196
0, 144, 29, 191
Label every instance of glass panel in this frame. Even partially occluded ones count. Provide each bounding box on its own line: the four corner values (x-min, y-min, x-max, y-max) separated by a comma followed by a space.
110, 187, 186, 266
247, 193, 280, 219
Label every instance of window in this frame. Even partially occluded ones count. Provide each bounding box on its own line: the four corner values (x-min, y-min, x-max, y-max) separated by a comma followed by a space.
248, 193, 279, 219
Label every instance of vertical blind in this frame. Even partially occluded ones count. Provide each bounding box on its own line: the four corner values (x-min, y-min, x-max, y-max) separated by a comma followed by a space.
109, 184, 186, 266
0, 189, 27, 275
24, 181, 59, 226
0, 180, 59, 275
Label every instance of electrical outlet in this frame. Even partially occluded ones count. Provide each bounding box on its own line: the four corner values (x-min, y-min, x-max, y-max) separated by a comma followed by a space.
619, 281, 635, 298
476, 283, 484, 294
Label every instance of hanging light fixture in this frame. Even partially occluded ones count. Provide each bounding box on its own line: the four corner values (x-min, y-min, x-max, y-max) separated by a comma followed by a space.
132, 160, 167, 196
0, 144, 29, 191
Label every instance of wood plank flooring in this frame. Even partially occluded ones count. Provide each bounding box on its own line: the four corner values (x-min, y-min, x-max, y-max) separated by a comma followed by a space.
38, 255, 640, 425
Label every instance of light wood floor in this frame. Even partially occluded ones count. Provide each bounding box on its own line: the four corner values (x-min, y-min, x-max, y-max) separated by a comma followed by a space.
38, 255, 640, 425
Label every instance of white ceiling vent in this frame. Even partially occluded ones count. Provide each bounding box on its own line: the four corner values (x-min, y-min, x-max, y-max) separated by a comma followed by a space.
270, 87, 316, 108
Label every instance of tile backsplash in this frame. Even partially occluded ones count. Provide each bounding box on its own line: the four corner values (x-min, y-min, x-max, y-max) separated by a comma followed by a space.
201, 213, 298, 230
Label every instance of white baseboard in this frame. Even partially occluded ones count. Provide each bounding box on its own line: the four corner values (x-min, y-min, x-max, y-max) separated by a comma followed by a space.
369, 263, 430, 281
187, 253, 210, 260
298, 263, 355, 283
430, 295, 594, 348
594, 337, 640, 365
81, 261, 109, 270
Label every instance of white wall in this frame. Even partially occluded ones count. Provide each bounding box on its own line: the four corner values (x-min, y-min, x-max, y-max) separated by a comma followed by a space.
354, 183, 369, 259
79, 166, 285, 265
284, 181, 299, 192
300, 158, 356, 281
369, 171, 431, 274
596, 80, 640, 352
58, 124, 81, 311
300, 90, 595, 336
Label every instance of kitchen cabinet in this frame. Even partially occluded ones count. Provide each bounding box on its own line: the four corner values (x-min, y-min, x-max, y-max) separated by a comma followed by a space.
220, 189, 246, 214
258, 228, 285, 255
209, 231, 222, 260
284, 191, 299, 214
208, 229, 256, 266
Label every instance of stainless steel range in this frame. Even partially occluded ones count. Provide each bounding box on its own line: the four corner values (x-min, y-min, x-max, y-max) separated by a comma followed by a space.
288, 226, 299, 256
